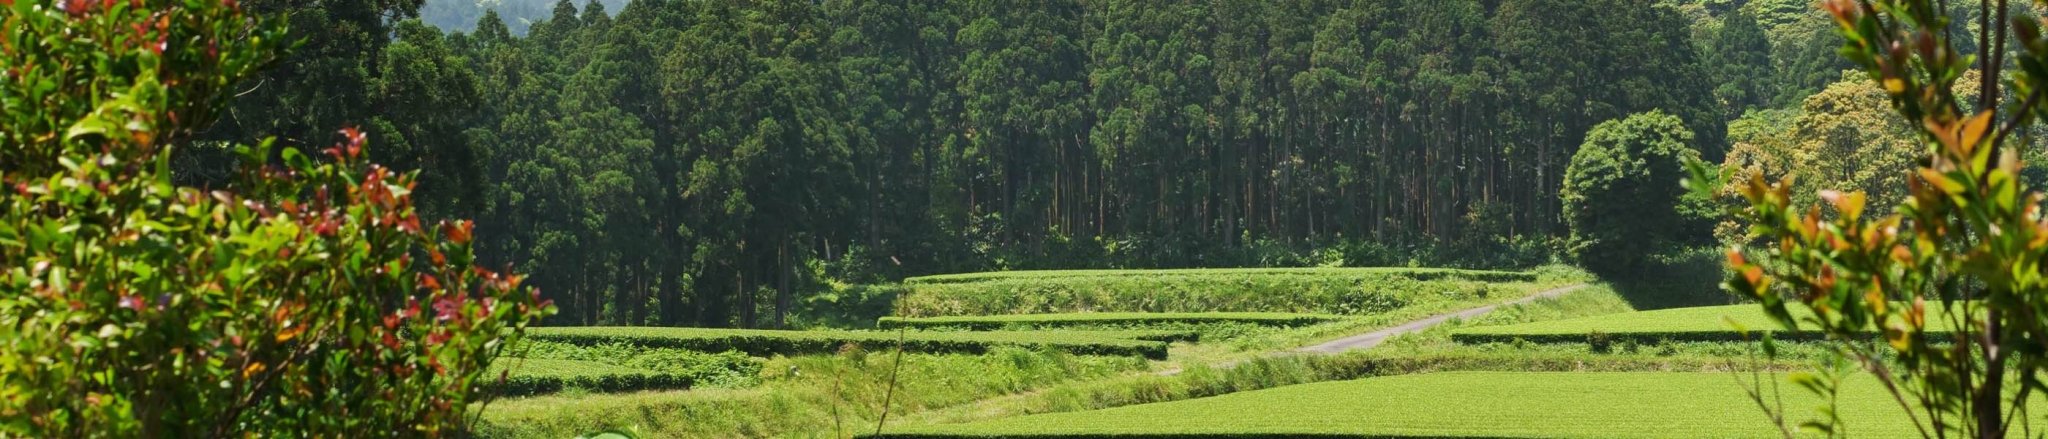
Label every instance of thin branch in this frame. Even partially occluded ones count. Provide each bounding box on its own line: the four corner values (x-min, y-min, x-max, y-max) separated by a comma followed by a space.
235, 78, 269, 98
873, 321, 909, 435
1999, 380, 2032, 438
1980, 0, 1995, 113
1846, 339, 1937, 439
1992, 88, 2041, 148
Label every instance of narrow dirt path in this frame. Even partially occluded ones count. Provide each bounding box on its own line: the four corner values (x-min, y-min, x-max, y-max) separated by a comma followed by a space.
1292, 283, 1588, 354
1156, 283, 1587, 375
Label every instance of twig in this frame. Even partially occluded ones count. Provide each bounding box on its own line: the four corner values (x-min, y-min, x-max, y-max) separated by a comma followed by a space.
234, 78, 269, 98
874, 326, 908, 436
1992, 88, 2041, 148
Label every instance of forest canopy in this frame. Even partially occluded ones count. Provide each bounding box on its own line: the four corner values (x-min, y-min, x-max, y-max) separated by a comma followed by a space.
242, 0, 1853, 328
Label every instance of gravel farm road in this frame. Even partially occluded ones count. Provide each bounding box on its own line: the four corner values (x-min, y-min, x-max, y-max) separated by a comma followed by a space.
1293, 283, 1590, 354
1156, 283, 1589, 376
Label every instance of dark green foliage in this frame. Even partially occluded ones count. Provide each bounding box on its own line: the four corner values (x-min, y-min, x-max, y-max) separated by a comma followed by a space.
1561, 111, 1706, 278
1709, 10, 1776, 121
1117, 330, 1205, 344
421, 0, 628, 35
527, 327, 1172, 360
222, 0, 1752, 328
1585, 331, 1615, 354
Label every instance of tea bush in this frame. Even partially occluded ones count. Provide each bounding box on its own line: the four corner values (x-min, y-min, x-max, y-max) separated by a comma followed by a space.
527, 327, 1171, 359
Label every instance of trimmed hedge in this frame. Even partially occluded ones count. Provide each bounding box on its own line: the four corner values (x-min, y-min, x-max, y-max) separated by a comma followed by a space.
486, 359, 693, 397
1451, 304, 1960, 345
1094, 329, 1203, 344
904, 267, 1534, 285
877, 313, 1345, 331
1451, 330, 1837, 345
895, 268, 1533, 317
527, 327, 1170, 360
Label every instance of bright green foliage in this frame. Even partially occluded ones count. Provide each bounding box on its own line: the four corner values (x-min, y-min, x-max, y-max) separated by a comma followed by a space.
1452, 304, 1961, 344
1562, 110, 1707, 277
0, 1, 551, 436
1705, 1, 2048, 436
894, 268, 1536, 317
1714, 72, 1940, 225
516, 341, 764, 389
489, 359, 693, 397
871, 372, 1931, 438
527, 327, 1172, 360
877, 313, 1345, 331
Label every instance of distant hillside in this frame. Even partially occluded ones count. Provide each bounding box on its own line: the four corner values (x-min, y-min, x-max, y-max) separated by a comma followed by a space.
421, 0, 625, 35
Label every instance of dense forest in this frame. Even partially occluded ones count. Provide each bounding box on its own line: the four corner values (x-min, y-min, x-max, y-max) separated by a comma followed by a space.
199, 0, 1861, 328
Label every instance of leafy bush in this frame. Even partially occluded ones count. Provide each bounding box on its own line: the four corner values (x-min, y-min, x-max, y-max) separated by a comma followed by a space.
527, 327, 1171, 360
1586, 331, 1614, 354
876, 312, 1345, 331
1560, 110, 1708, 278
794, 282, 906, 329
0, 2, 551, 435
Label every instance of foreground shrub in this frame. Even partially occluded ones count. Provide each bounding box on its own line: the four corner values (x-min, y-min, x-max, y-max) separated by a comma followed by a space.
0, 2, 551, 435
1703, 1, 2048, 436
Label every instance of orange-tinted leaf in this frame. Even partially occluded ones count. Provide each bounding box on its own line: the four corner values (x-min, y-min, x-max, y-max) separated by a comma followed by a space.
276, 324, 304, 343
244, 362, 267, 379
1960, 110, 1995, 151
1918, 168, 1965, 193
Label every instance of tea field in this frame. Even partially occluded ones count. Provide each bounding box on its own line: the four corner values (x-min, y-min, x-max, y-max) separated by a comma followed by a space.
1450, 303, 1964, 344
871, 372, 1925, 438
476, 266, 1931, 438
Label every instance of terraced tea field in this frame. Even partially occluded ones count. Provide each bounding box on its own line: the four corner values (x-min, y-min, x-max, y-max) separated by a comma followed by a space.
494, 266, 1941, 439
527, 326, 1178, 359
1451, 303, 1963, 344
893, 267, 1560, 317
872, 372, 1922, 438
904, 267, 1536, 284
